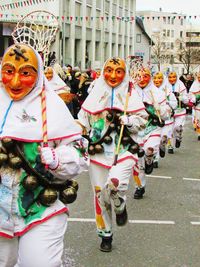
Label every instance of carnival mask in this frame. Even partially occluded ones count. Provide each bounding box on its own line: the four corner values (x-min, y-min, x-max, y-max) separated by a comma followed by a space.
168, 72, 177, 85
137, 69, 151, 89
44, 67, 53, 81
1, 44, 38, 101
103, 57, 126, 88
153, 72, 164, 88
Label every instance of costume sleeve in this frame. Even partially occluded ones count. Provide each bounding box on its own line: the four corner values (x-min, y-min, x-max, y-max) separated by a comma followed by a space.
49, 137, 89, 180
77, 109, 91, 133
159, 100, 172, 121
168, 92, 178, 110
126, 109, 148, 133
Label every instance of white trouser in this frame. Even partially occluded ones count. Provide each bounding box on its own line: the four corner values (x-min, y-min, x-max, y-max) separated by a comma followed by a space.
172, 115, 186, 147
89, 158, 136, 237
0, 213, 67, 267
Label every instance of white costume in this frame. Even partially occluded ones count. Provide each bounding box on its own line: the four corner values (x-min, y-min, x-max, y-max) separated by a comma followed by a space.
78, 60, 147, 240
0, 44, 89, 267
165, 78, 189, 150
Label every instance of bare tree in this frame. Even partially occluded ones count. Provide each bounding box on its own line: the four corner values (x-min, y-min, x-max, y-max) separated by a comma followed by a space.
174, 35, 200, 74
150, 33, 171, 71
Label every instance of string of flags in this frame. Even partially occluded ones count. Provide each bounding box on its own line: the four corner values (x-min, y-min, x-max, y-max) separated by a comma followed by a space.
0, 14, 200, 22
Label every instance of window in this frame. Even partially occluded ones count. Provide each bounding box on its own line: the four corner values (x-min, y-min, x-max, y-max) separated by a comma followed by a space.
136, 34, 141, 43
167, 30, 170, 37
180, 31, 183, 38
171, 30, 174, 38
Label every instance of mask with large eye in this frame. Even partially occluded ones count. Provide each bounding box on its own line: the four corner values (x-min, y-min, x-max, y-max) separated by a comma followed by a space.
153, 72, 164, 88
137, 68, 151, 89
1, 44, 38, 101
103, 57, 126, 88
44, 67, 53, 81
168, 72, 177, 85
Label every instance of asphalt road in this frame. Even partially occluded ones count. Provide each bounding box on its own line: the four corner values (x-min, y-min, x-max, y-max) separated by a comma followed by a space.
63, 115, 200, 267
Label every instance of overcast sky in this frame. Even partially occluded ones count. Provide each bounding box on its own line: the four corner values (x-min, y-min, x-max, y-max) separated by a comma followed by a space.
136, 0, 200, 15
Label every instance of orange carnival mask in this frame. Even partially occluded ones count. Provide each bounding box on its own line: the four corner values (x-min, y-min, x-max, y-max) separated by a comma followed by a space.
153, 72, 164, 88
44, 67, 53, 81
137, 69, 151, 89
1, 44, 38, 101
168, 72, 177, 85
197, 73, 200, 83
103, 57, 126, 88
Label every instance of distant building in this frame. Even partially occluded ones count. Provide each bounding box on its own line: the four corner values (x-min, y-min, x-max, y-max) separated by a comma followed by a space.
136, 10, 187, 75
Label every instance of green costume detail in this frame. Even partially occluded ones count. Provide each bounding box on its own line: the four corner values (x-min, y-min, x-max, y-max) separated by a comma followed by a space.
196, 94, 200, 102
17, 142, 46, 224
91, 118, 105, 143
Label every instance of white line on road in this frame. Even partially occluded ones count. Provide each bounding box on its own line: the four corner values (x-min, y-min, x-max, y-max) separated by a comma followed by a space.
129, 220, 175, 225
68, 218, 175, 225
190, 222, 200, 225
183, 177, 200, 181
146, 175, 172, 179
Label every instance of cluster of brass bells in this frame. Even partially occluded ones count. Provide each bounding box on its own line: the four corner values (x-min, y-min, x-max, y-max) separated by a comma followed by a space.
22, 173, 79, 206
0, 138, 23, 169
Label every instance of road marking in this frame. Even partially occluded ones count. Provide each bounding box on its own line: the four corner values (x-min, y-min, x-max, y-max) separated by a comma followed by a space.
146, 175, 172, 179
129, 220, 175, 225
68, 218, 96, 222
190, 222, 200, 225
68, 218, 175, 225
183, 177, 200, 181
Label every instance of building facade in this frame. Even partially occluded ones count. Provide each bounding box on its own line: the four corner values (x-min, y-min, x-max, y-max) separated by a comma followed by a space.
0, 0, 137, 70
136, 10, 187, 75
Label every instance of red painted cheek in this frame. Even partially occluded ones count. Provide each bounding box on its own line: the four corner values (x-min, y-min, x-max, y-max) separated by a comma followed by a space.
104, 73, 110, 81
2, 76, 12, 84
20, 77, 37, 87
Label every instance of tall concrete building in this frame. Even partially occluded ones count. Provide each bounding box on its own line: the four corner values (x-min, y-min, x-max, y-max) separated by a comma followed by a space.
0, 0, 137, 70
137, 10, 187, 74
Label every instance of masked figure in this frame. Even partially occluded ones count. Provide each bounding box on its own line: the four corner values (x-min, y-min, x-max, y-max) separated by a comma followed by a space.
0, 44, 89, 267
165, 71, 189, 153
133, 68, 172, 199
78, 57, 147, 252
152, 72, 177, 167
188, 72, 200, 140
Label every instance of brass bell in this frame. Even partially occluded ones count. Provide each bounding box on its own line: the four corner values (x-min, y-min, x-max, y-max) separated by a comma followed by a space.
103, 135, 113, 145
59, 186, 77, 204
0, 153, 8, 166
109, 123, 115, 131
1, 138, 14, 149
70, 180, 79, 191
129, 144, 139, 154
22, 175, 39, 191
138, 148, 145, 158
8, 153, 23, 169
88, 145, 95, 155
121, 136, 131, 146
39, 188, 58, 206
94, 144, 104, 153
106, 113, 113, 122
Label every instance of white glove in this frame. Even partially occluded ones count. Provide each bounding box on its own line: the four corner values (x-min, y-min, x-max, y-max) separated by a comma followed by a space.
39, 147, 59, 170
119, 115, 132, 126
188, 93, 196, 103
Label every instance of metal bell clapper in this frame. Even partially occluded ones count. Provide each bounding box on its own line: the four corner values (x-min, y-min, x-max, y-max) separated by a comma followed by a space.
0, 153, 8, 166
94, 144, 104, 153
8, 153, 23, 169
103, 135, 113, 145
88, 145, 95, 155
1, 138, 14, 150
39, 188, 58, 206
22, 175, 39, 191
70, 179, 79, 191
59, 186, 77, 204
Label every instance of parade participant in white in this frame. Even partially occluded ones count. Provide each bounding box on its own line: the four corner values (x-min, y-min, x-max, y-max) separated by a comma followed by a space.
78, 57, 147, 252
133, 68, 172, 199
0, 44, 89, 267
165, 71, 189, 153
